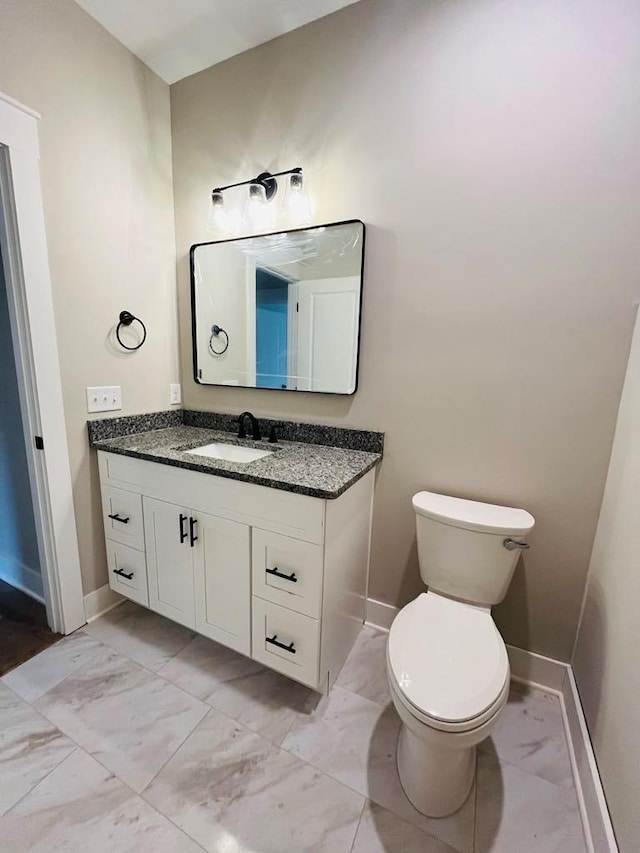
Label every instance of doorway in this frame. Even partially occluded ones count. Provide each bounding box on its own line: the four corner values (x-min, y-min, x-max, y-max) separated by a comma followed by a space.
0, 243, 60, 673
0, 92, 85, 661
255, 267, 290, 389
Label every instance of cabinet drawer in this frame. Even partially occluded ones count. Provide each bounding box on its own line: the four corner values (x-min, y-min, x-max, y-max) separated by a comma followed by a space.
106, 541, 148, 606
101, 486, 144, 551
252, 530, 323, 618
98, 451, 146, 491
252, 597, 320, 689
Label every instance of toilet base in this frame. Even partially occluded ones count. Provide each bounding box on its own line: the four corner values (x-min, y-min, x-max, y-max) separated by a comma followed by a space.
396, 723, 476, 818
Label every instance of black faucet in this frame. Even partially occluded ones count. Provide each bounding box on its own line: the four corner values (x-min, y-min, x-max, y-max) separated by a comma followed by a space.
237, 411, 261, 441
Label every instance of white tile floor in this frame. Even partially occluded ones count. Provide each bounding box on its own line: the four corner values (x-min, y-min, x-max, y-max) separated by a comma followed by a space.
0, 601, 589, 852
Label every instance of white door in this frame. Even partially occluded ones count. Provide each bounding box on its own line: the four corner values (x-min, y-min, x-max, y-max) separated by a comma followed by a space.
144, 497, 195, 630
295, 276, 360, 393
193, 512, 251, 654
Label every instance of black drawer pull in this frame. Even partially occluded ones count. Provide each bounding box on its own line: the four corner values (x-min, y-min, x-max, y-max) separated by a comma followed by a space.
189, 516, 198, 547
266, 634, 296, 654
265, 566, 298, 583
108, 513, 130, 524
179, 513, 188, 544
113, 567, 134, 580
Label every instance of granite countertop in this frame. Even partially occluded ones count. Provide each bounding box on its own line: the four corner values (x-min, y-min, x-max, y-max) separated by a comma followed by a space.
92, 425, 381, 499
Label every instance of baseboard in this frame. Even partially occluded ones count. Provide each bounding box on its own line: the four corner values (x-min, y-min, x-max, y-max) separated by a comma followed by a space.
0, 563, 44, 603
83, 584, 124, 623
365, 596, 616, 850
365, 597, 398, 631
560, 668, 619, 853
506, 644, 569, 692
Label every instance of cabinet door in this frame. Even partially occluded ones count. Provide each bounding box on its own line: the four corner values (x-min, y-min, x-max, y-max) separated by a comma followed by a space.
143, 497, 195, 630
193, 511, 250, 655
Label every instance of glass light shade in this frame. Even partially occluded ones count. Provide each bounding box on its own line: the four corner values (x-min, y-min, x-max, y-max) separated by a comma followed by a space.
286, 173, 312, 224
207, 191, 241, 235
247, 182, 274, 230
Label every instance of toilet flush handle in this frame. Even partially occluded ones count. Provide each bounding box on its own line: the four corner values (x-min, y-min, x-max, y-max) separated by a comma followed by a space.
503, 538, 530, 551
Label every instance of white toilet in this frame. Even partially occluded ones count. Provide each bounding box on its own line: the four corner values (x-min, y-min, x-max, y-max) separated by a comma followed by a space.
387, 491, 535, 818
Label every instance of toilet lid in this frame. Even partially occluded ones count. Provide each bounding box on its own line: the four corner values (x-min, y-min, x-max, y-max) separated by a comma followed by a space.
388, 592, 509, 724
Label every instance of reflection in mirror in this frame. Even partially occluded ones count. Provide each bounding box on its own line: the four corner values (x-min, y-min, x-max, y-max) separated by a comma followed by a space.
191, 220, 364, 394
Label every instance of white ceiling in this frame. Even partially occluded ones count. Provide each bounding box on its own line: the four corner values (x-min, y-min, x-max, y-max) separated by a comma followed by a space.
74, 0, 361, 84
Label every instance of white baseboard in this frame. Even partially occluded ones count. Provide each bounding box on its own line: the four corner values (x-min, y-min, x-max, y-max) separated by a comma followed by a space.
506, 644, 569, 692
83, 584, 124, 623
365, 597, 398, 631
0, 563, 44, 603
364, 596, 617, 850
560, 668, 618, 853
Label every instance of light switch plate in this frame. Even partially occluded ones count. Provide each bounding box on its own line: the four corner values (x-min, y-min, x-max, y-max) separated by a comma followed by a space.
86, 386, 122, 413
170, 383, 181, 405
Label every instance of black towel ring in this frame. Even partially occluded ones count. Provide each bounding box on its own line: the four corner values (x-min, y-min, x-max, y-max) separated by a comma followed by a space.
209, 324, 229, 356
116, 311, 147, 351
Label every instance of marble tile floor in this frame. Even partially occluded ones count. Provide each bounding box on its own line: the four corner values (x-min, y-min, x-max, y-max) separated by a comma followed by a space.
0, 601, 589, 852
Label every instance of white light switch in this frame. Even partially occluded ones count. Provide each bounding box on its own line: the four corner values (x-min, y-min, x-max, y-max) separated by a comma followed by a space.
86, 386, 122, 413
170, 383, 181, 405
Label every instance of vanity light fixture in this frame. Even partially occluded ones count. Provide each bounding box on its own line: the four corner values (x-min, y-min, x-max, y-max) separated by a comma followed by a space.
211, 167, 302, 204
209, 167, 309, 233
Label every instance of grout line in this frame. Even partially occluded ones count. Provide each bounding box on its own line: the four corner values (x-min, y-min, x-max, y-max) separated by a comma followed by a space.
348, 799, 367, 853
138, 706, 213, 796
334, 683, 390, 709
66, 746, 209, 853
3, 628, 111, 706
0, 741, 80, 820
6, 647, 213, 850
478, 745, 582, 795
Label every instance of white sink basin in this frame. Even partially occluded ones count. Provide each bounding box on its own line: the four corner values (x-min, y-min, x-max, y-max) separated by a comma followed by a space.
185, 442, 274, 464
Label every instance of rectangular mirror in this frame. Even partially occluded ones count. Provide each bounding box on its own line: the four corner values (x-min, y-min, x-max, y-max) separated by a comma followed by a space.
190, 220, 365, 394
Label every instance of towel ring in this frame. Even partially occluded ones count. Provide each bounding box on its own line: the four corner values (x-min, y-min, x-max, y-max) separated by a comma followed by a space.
116, 311, 147, 351
209, 324, 229, 356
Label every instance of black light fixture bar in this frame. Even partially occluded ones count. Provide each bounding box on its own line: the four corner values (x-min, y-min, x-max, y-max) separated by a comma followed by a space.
212, 166, 302, 196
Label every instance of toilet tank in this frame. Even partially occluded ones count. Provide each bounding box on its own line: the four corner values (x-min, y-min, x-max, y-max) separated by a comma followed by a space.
413, 492, 535, 606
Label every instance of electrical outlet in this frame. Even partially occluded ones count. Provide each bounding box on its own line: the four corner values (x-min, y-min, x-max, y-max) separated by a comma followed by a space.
170, 383, 182, 405
86, 386, 122, 413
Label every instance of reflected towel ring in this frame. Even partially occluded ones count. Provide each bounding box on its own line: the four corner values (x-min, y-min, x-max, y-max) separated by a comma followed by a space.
116, 311, 147, 351
209, 324, 229, 356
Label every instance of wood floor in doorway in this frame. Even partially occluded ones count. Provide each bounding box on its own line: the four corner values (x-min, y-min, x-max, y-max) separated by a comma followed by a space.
0, 580, 60, 677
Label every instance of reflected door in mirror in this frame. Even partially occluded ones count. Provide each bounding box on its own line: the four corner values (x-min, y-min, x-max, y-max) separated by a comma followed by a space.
190, 220, 364, 395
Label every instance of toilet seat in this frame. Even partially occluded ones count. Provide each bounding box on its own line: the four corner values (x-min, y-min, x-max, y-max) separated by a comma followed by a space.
387, 592, 510, 733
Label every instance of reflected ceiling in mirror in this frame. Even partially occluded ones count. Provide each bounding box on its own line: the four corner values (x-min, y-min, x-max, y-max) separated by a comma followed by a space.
190, 220, 365, 394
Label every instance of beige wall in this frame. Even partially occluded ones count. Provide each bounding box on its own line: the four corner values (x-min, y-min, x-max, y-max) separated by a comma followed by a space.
0, 0, 178, 594
172, 0, 640, 661
573, 309, 640, 853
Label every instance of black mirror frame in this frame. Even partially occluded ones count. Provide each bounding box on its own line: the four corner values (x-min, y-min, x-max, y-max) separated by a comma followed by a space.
189, 218, 366, 396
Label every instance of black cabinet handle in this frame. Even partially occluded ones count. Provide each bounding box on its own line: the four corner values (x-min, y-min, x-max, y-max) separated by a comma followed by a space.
266, 634, 296, 654
265, 566, 298, 583
108, 513, 130, 524
113, 567, 134, 580
189, 516, 198, 547
179, 513, 188, 544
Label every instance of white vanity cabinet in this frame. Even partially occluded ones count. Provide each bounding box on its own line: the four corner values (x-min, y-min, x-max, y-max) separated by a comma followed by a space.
143, 497, 251, 652
97, 449, 375, 692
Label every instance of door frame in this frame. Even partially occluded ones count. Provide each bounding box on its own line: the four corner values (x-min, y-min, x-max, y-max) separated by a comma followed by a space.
0, 91, 85, 634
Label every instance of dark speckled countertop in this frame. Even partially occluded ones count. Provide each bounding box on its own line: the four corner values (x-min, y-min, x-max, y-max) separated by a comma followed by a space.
92, 425, 381, 499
